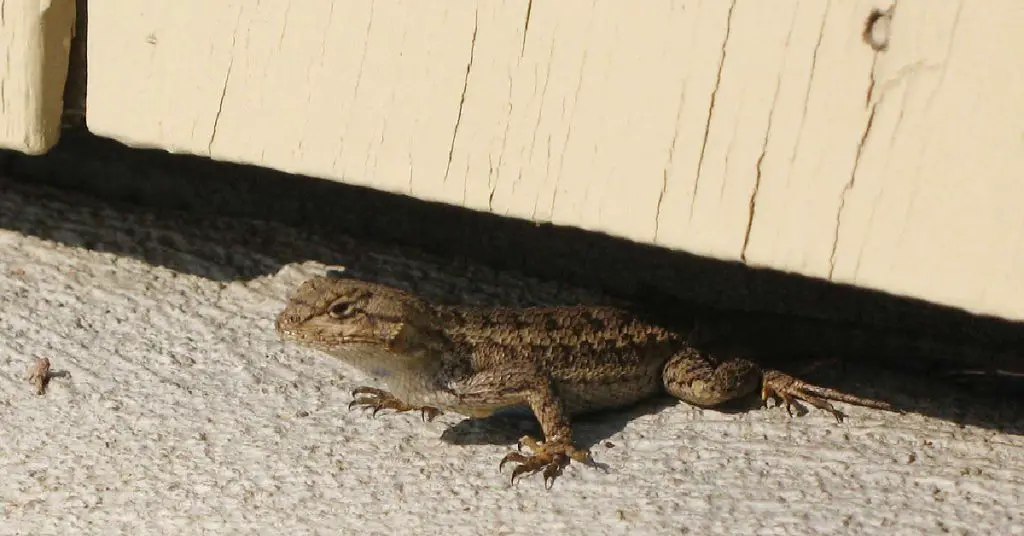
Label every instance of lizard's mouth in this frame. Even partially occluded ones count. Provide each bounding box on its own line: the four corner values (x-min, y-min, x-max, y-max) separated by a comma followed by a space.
277, 314, 391, 346
339, 335, 385, 345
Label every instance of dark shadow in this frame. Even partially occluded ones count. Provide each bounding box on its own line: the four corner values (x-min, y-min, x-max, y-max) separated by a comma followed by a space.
439, 397, 679, 453
59, 0, 88, 129
47, 369, 72, 380
437, 359, 1024, 451
1, 128, 1021, 435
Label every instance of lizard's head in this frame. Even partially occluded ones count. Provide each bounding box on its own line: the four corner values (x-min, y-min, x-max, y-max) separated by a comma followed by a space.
276, 275, 449, 359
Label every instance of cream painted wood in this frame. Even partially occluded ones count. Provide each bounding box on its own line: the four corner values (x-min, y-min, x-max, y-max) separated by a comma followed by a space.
0, 0, 76, 154
86, 1, 1024, 320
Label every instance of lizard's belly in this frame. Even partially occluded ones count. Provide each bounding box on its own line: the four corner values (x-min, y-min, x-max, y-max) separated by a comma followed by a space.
556, 375, 664, 415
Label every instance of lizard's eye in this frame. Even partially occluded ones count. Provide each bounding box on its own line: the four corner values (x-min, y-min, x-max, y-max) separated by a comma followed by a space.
328, 302, 359, 319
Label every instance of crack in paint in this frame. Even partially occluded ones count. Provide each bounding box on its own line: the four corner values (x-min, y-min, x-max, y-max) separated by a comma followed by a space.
277, 1, 292, 50
520, 0, 533, 58
923, 0, 963, 116
654, 82, 687, 243
208, 4, 245, 155
491, 2, 535, 211
688, 0, 737, 222
378, 17, 407, 188
828, 1, 941, 279
828, 97, 879, 279
509, 36, 556, 215
442, 9, 479, 188
318, 1, 336, 61
740, 6, 799, 263
489, 77, 513, 212
0, 0, 8, 117
545, 14, 592, 223
785, 1, 829, 192
332, 2, 375, 173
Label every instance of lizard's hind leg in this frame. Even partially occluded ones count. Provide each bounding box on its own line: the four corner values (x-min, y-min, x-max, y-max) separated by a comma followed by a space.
760, 370, 894, 423
661, 348, 892, 422
661, 347, 763, 408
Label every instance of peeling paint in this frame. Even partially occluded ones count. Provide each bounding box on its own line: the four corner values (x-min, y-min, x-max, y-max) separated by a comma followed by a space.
831, 1, 955, 279
862, 5, 895, 52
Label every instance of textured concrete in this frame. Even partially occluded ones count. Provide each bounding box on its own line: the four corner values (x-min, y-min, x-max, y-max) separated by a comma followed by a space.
1, 177, 1022, 535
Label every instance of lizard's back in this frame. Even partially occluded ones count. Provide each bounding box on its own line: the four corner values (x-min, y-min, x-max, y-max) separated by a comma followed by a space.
437, 304, 687, 413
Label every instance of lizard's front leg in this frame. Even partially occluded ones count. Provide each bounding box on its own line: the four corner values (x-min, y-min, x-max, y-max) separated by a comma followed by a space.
348, 386, 443, 422
451, 368, 592, 488
661, 347, 890, 422
498, 381, 593, 488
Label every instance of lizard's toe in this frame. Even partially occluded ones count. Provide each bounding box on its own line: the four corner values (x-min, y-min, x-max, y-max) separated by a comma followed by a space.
348, 386, 443, 421
761, 371, 845, 422
498, 435, 591, 489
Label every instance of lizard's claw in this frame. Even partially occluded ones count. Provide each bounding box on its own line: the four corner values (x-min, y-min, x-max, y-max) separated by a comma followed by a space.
761, 371, 845, 422
761, 370, 892, 423
348, 386, 443, 422
498, 435, 592, 489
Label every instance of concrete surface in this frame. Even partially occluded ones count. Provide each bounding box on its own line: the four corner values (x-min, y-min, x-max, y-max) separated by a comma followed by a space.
1, 176, 1022, 535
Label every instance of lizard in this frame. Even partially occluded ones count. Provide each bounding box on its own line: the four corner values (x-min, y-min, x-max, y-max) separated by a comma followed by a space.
275, 274, 895, 487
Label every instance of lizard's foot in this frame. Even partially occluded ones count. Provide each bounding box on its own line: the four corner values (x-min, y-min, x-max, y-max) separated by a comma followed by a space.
348, 386, 443, 422
761, 370, 892, 423
498, 435, 592, 489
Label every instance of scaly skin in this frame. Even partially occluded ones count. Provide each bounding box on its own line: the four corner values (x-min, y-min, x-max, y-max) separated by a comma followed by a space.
276, 275, 894, 487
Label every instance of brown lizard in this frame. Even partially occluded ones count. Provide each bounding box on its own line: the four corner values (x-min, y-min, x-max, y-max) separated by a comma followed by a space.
275, 274, 894, 487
